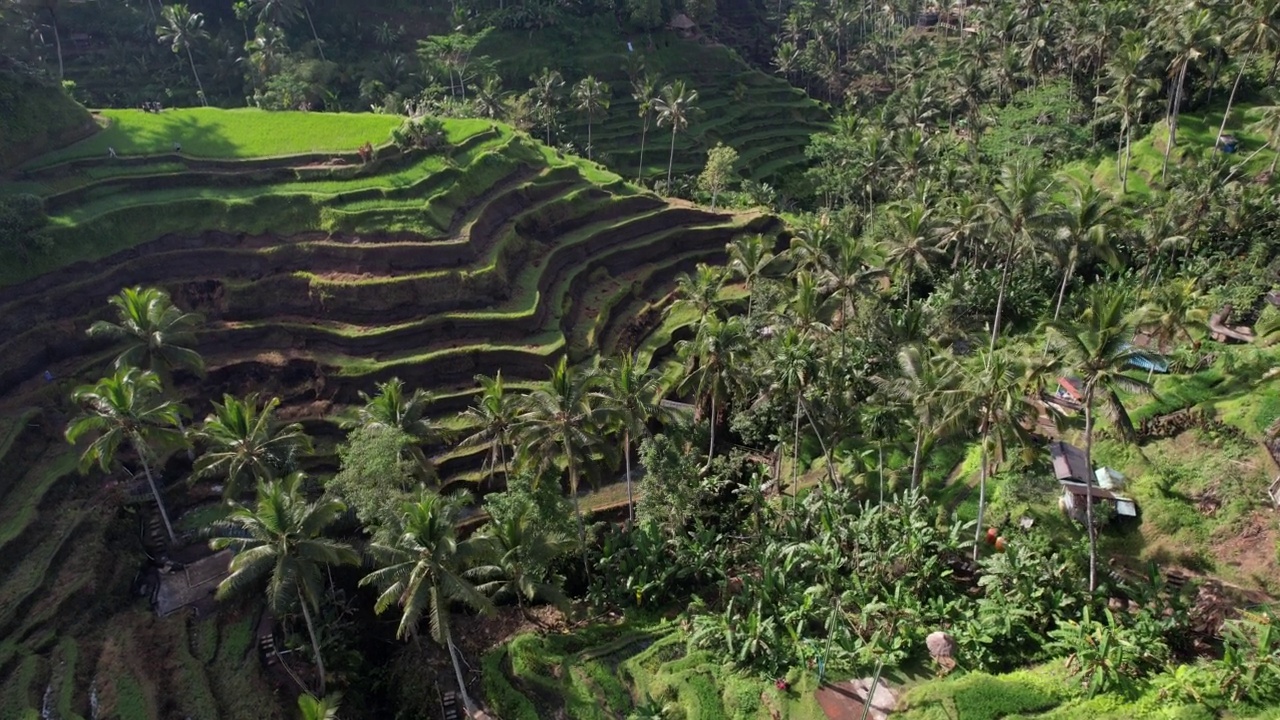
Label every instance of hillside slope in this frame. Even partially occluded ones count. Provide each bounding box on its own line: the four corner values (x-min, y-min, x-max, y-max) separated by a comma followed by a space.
0, 69, 95, 172
0, 109, 778, 717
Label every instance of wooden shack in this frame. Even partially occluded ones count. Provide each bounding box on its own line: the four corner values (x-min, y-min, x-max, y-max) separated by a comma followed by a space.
668, 13, 698, 38
1051, 440, 1137, 523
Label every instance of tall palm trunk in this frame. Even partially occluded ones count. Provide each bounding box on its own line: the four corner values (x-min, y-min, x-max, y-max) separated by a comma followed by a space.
706, 394, 717, 467
303, 4, 325, 62
637, 118, 649, 183
586, 115, 593, 160
447, 634, 477, 716
185, 43, 207, 106
666, 125, 677, 188
1122, 122, 1133, 193
298, 592, 327, 696
909, 425, 924, 490
1053, 256, 1077, 321
972, 419, 990, 562
1162, 63, 1189, 181
791, 394, 802, 496
800, 396, 837, 486
623, 429, 634, 524
988, 233, 1017, 352
1083, 387, 1098, 593
47, 7, 64, 81
566, 446, 589, 577
136, 443, 177, 542
1215, 52, 1252, 151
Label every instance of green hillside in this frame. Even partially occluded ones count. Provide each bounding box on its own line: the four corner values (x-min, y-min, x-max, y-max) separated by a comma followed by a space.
0, 70, 94, 171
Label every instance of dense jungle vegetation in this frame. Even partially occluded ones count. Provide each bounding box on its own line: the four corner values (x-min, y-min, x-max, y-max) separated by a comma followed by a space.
2, 0, 1280, 718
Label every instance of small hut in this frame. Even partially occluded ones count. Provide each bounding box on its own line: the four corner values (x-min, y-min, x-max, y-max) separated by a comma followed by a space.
1050, 441, 1138, 523
668, 13, 698, 38
1049, 440, 1090, 483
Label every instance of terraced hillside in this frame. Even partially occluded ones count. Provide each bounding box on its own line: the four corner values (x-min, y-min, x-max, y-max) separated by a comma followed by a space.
0, 110, 780, 718
482, 28, 832, 185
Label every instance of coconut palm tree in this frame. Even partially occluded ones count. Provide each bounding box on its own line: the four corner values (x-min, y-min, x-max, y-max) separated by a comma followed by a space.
632, 72, 660, 182
1133, 278, 1207, 352
954, 351, 1033, 561
677, 315, 747, 467
513, 356, 604, 573
361, 490, 492, 715
1047, 183, 1119, 322
883, 200, 945, 310
726, 234, 775, 322
194, 394, 312, 498
252, 0, 325, 61
347, 378, 442, 480
668, 263, 727, 332
654, 79, 699, 188
1215, 0, 1280, 151
473, 498, 573, 612
572, 75, 610, 160
530, 67, 565, 146
872, 343, 961, 491
156, 4, 209, 106
592, 353, 669, 522
67, 368, 183, 543
210, 473, 357, 696
1048, 288, 1158, 592
986, 161, 1054, 350
457, 372, 520, 485
766, 327, 837, 491
1096, 34, 1158, 193
1157, 6, 1215, 180
88, 286, 205, 380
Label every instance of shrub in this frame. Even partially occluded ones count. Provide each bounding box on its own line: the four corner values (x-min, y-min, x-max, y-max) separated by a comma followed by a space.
481, 649, 539, 720
393, 116, 447, 151
0, 194, 48, 258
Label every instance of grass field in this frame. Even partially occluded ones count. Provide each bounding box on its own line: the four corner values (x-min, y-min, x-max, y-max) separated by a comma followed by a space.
28, 108, 403, 166
1061, 105, 1278, 199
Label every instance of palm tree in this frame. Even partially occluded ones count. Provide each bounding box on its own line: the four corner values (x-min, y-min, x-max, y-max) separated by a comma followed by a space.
1047, 183, 1118, 322
1215, 0, 1280, 151
668, 263, 727, 334
67, 368, 183, 543
513, 356, 604, 573
530, 68, 565, 146
1157, 7, 1215, 180
593, 353, 669, 523
88, 285, 204, 459
766, 328, 837, 491
1096, 34, 1157, 193
348, 378, 441, 480
1133, 278, 1207, 352
252, 0, 325, 62
677, 316, 747, 468
572, 75, 610, 160
986, 162, 1054, 350
1048, 288, 1158, 592
473, 498, 573, 612
194, 394, 312, 498
873, 343, 961, 491
632, 73, 660, 182
88, 287, 205, 381
156, 4, 210, 106
883, 200, 945, 310
654, 80, 699, 188
726, 234, 775, 321
361, 491, 493, 716
210, 473, 357, 696
955, 351, 1032, 560
457, 372, 520, 485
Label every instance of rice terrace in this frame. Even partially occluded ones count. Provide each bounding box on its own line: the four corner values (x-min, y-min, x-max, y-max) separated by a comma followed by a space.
2, 1, 1280, 719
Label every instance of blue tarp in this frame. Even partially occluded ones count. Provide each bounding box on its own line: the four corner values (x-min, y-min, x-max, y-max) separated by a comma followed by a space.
1122, 342, 1169, 373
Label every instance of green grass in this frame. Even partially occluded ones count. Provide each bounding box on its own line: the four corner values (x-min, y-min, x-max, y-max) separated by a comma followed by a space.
1061, 104, 1278, 199
29, 108, 403, 166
